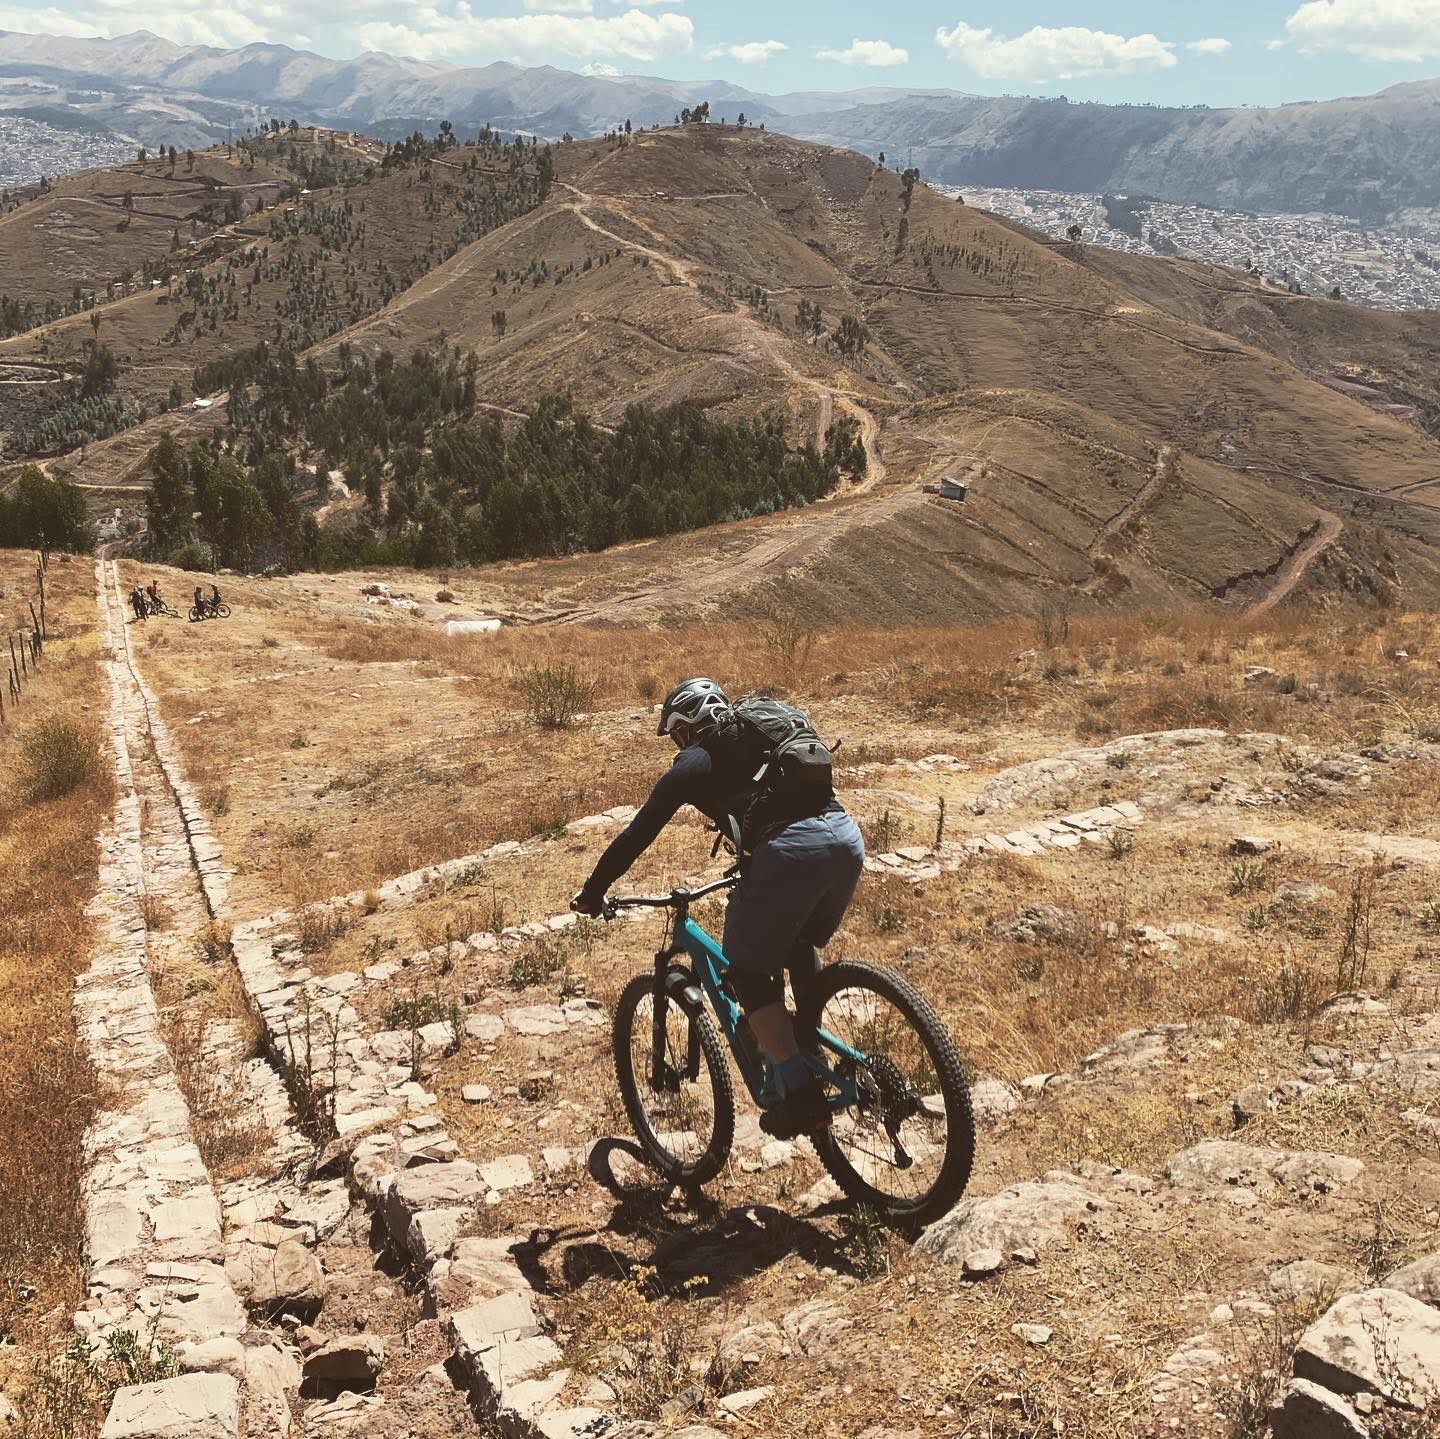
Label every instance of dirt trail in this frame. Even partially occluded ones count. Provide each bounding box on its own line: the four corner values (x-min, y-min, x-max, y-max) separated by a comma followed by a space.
542, 483, 924, 624
1246, 511, 1345, 613
1090, 445, 1174, 556
559, 180, 889, 491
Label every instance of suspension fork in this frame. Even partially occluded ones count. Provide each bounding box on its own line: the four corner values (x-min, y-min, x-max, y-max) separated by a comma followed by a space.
650, 923, 703, 1090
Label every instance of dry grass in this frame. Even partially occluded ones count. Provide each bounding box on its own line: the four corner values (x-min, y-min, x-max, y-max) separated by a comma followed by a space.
0, 553, 108, 1406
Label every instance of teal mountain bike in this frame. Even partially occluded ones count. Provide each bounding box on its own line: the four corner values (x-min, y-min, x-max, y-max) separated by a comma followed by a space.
606, 875, 975, 1226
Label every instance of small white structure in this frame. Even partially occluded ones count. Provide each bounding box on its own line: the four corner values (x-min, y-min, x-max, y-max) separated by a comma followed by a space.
923, 475, 969, 501
444, 619, 502, 638
191, 397, 216, 410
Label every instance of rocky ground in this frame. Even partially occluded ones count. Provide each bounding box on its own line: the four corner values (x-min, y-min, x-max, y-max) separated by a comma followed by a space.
11, 562, 1440, 1438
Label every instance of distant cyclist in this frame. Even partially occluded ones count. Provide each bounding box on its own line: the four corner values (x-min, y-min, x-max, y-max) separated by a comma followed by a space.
210, 583, 222, 615
193, 584, 205, 617
572, 678, 865, 1139
145, 579, 162, 615
130, 585, 147, 622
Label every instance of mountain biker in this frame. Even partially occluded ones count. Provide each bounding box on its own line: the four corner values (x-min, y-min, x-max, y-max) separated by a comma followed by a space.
145, 579, 161, 614
210, 583, 221, 615
194, 584, 205, 617
130, 585, 147, 622
572, 678, 865, 1140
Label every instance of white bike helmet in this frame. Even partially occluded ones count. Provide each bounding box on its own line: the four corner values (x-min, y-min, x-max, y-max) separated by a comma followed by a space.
657, 677, 731, 742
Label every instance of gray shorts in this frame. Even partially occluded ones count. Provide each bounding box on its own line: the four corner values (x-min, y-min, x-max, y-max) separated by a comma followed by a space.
722, 807, 866, 977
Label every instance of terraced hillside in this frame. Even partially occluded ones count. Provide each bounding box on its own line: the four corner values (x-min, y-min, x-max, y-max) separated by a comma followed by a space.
10, 559, 1440, 1439
7, 124, 1440, 621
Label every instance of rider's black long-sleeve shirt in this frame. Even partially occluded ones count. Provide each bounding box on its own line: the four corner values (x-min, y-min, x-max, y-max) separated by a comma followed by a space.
581, 744, 743, 901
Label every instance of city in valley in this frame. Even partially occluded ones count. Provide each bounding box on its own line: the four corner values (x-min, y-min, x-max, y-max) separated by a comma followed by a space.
951, 183, 1440, 311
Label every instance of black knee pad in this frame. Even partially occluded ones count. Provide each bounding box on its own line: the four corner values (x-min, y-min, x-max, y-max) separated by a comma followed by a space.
730, 965, 784, 1012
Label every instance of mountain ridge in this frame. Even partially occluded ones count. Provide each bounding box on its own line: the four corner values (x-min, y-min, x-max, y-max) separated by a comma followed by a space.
4, 28, 1440, 218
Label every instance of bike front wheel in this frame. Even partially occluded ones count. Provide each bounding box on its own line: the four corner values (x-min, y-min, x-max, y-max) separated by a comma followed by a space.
188, 606, 203, 622
613, 971, 735, 1186
800, 960, 974, 1228
214, 603, 231, 618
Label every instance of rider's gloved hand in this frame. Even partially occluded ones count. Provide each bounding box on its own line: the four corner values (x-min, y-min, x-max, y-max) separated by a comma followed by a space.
570, 889, 605, 917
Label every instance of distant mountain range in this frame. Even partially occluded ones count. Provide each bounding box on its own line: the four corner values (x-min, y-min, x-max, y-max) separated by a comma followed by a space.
2, 28, 1439, 220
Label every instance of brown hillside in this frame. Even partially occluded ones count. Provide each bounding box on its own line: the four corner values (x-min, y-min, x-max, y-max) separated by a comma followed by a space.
12, 125, 1440, 621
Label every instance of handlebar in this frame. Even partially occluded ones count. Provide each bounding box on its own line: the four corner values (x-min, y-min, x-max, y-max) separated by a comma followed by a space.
604, 872, 739, 919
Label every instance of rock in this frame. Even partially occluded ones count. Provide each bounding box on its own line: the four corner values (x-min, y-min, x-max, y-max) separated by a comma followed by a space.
477, 1154, 533, 1193
1243, 667, 1277, 686
0, 1393, 14, 1423
1320, 991, 1389, 1017
301, 1335, 384, 1386
428, 1237, 527, 1312
225, 1239, 323, 1320
781, 1299, 851, 1354
461, 1084, 490, 1104
383, 1161, 483, 1243
464, 1014, 504, 1044
1270, 1378, 1366, 1439
1269, 882, 1336, 915
917, 1180, 1103, 1265
1011, 1323, 1053, 1345
1386, 1252, 1440, 1306
716, 1322, 786, 1375
718, 1386, 772, 1415
1270, 1261, 1359, 1303
99, 1374, 239, 1438
1232, 1083, 1275, 1126
1000, 904, 1085, 945
961, 1249, 1004, 1278
503, 1005, 567, 1036
1231, 835, 1274, 854
1165, 1140, 1364, 1196
970, 1078, 1023, 1125
1294, 1288, 1440, 1403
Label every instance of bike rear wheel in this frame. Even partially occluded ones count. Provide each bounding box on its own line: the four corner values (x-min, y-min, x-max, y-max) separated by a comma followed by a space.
214, 603, 231, 618
800, 960, 974, 1228
613, 970, 735, 1186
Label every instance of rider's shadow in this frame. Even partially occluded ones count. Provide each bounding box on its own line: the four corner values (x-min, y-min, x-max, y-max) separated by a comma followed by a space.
548, 1135, 858, 1294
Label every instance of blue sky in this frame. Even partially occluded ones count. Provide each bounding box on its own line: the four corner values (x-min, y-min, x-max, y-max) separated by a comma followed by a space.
6, 0, 1439, 104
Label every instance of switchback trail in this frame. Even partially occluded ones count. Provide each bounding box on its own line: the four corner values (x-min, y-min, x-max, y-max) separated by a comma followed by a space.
558, 180, 889, 491
1246, 511, 1345, 614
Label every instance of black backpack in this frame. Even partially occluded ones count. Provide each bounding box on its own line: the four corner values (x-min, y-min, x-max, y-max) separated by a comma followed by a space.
708, 697, 835, 850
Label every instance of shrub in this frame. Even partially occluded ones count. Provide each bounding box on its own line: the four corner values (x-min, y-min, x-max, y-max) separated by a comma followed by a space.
510, 662, 599, 729
20, 718, 105, 803
165, 541, 210, 572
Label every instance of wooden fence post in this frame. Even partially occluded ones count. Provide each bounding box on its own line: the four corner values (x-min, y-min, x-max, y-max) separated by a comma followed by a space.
16, 631, 27, 681
8, 635, 20, 698
28, 603, 42, 655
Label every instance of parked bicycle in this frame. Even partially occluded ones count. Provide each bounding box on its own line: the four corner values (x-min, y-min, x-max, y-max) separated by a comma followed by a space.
606, 873, 974, 1226
145, 595, 179, 619
188, 599, 232, 622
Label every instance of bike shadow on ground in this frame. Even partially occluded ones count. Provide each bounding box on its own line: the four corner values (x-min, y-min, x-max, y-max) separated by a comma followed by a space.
509, 1134, 864, 1299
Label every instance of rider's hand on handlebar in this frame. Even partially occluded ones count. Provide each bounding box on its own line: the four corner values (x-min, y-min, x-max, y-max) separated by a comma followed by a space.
570, 890, 605, 917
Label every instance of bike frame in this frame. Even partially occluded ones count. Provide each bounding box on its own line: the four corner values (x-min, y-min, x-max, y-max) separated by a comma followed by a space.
633, 885, 869, 1115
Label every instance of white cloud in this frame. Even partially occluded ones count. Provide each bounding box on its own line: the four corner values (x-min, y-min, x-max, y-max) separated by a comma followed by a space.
706, 38, 785, 63
524, 0, 593, 13
0, 0, 272, 47
1186, 36, 1231, 55
579, 60, 619, 74
356, 7, 693, 62
815, 37, 908, 67
935, 21, 1177, 82
1284, 0, 1440, 61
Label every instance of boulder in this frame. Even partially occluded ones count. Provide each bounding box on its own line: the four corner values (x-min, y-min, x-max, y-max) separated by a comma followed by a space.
716, 1321, 786, 1375
1293, 1288, 1440, 1404
916, 1180, 1102, 1266
225, 1239, 323, 1320
1164, 1140, 1363, 1196
301, 1335, 385, 1386
1270, 1378, 1366, 1439
382, 1161, 482, 1243
99, 1374, 239, 1439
